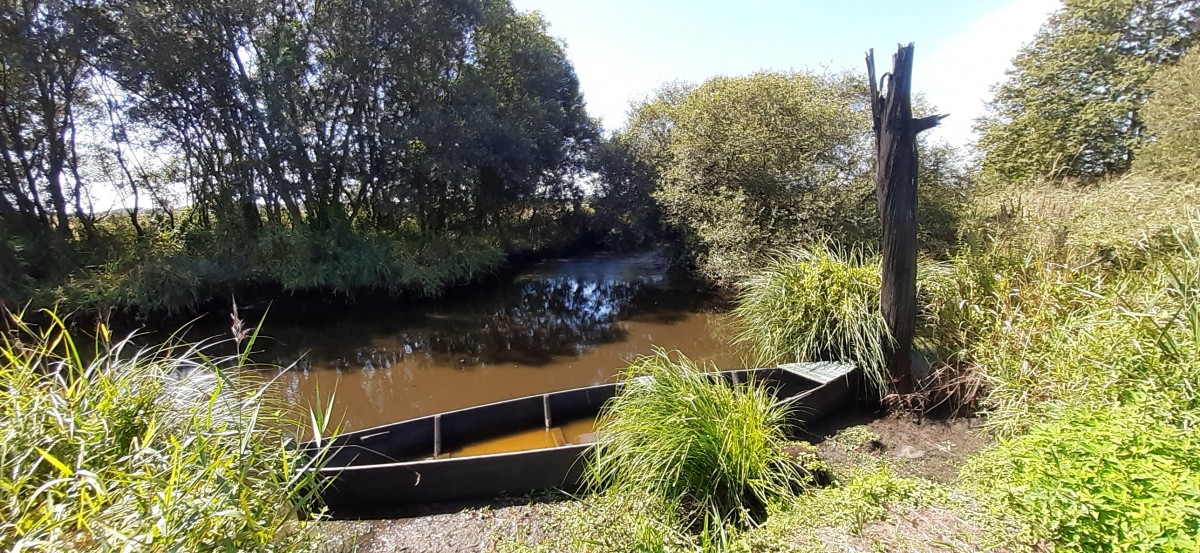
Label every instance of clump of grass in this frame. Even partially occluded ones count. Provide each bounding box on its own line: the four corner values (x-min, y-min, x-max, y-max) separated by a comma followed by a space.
733, 244, 889, 394
587, 350, 804, 536
0, 309, 330, 551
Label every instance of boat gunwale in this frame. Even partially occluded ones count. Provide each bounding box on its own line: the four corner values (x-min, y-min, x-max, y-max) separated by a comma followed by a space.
319, 380, 624, 446
315, 442, 595, 474
310, 365, 853, 472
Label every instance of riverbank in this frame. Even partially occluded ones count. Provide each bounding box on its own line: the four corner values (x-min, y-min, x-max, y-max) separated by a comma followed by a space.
7, 215, 607, 324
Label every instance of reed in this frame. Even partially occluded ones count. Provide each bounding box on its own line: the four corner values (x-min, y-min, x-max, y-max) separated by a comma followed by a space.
0, 309, 331, 551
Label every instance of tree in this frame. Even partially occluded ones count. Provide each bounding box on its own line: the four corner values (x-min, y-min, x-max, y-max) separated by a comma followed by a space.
625, 71, 877, 280
0, 0, 100, 239
453, 2, 597, 229
977, 0, 1200, 182
867, 45, 945, 397
1137, 46, 1200, 180
589, 135, 661, 249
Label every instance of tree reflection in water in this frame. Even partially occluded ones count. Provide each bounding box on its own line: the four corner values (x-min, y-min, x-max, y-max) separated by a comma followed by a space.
250, 252, 730, 427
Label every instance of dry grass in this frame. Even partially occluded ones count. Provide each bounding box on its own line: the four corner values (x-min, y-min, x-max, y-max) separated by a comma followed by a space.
972, 174, 1200, 263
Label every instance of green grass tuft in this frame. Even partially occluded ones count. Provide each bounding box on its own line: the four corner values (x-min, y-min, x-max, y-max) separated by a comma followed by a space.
0, 309, 331, 551
732, 244, 889, 395
588, 350, 805, 535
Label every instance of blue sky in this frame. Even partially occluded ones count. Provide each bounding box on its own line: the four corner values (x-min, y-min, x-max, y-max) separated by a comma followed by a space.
510, 0, 1060, 147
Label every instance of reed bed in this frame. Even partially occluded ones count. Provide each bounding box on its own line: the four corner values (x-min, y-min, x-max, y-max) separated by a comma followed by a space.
0, 310, 331, 551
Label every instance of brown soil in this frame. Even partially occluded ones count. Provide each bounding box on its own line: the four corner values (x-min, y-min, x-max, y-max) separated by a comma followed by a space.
314, 406, 994, 552
803, 405, 992, 484
316, 497, 554, 553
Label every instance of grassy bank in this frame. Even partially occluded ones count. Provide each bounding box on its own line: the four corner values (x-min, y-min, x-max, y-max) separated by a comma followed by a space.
0, 310, 331, 551
6, 211, 598, 317
490, 175, 1200, 552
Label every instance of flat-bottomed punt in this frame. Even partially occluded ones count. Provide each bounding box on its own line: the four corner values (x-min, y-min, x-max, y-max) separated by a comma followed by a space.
307, 362, 856, 516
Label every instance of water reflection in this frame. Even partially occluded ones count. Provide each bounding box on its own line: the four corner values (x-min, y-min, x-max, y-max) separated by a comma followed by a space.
238, 251, 735, 429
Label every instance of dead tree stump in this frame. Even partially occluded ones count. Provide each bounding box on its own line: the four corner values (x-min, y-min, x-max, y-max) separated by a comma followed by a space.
866, 44, 945, 398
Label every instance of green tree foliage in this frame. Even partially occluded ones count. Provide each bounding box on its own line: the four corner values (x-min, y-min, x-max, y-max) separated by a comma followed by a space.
610, 72, 965, 281
0, 0, 106, 273
0, 0, 598, 309
587, 136, 661, 248
1137, 46, 1200, 180
627, 72, 874, 280
977, 0, 1200, 182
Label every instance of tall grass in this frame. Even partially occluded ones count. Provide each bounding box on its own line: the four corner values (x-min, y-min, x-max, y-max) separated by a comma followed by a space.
732, 244, 889, 394
941, 200, 1200, 549
916, 212, 1200, 434
587, 351, 804, 537
0, 310, 330, 551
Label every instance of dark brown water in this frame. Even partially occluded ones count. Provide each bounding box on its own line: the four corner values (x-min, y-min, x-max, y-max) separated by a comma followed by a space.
237, 251, 739, 432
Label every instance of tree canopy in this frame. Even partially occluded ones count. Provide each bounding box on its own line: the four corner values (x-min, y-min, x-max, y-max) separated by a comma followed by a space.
1136, 45, 1200, 181
608, 71, 965, 281
977, 0, 1200, 182
0, 0, 598, 304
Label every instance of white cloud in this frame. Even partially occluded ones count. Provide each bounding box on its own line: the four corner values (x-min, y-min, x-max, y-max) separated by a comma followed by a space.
916, 0, 1059, 147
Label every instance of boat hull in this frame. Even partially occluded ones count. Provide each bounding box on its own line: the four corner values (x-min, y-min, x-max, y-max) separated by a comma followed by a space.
306, 363, 856, 516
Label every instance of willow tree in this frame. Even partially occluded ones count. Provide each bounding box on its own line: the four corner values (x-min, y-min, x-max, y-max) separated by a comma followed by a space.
629, 72, 876, 281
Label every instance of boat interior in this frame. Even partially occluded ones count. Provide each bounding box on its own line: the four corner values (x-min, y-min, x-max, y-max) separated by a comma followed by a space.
314, 366, 831, 469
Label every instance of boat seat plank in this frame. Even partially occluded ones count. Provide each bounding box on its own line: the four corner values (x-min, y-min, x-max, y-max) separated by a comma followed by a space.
549, 427, 567, 447
778, 361, 856, 384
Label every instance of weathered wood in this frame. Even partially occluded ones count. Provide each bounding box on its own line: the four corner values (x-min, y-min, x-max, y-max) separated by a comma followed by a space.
865, 45, 945, 397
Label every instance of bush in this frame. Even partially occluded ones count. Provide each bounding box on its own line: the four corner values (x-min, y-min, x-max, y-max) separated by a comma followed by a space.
733, 245, 888, 394
644, 71, 876, 281
965, 405, 1200, 552
0, 310, 329, 551
587, 351, 804, 535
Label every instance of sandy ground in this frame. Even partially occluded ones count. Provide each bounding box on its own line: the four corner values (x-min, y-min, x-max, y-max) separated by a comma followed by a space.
314, 406, 993, 553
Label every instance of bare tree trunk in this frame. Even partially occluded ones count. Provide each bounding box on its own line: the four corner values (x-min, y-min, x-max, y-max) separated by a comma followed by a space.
866, 44, 945, 397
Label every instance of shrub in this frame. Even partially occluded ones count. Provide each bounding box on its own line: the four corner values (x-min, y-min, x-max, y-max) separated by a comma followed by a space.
965, 405, 1200, 552
587, 351, 804, 534
0, 310, 329, 551
733, 245, 888, 394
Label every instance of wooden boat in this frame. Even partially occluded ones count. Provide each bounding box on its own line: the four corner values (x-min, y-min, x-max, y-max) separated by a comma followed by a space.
305, 362, 857, 516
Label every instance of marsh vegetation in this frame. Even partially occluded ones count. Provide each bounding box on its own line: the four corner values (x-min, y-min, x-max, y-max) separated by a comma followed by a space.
3, 0, 1199, 551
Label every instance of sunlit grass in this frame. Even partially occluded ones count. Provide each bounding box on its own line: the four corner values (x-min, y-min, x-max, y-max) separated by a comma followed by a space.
732, 244, 889, 395
587, 351, 805, 539
0, 309, 332, 551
